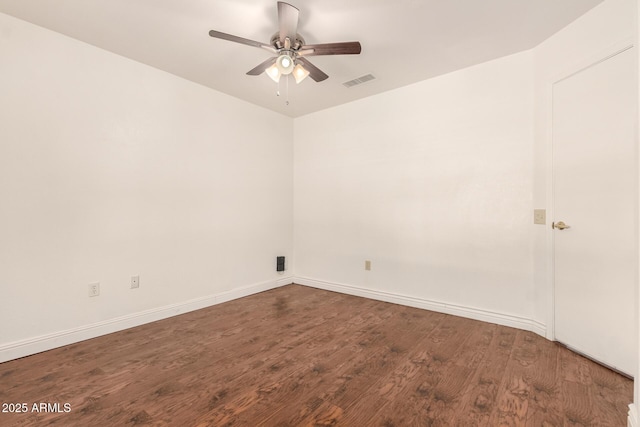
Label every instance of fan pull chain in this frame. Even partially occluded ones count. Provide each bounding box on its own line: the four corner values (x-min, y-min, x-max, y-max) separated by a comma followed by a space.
274, 76, 289, 106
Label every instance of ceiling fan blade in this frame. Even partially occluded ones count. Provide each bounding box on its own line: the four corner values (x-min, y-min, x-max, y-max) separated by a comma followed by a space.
298, 41, 362, 56
246, 57, 277, 76
277, 2, 299, 44
209, 30, 276, 53
297, 57, 328, 82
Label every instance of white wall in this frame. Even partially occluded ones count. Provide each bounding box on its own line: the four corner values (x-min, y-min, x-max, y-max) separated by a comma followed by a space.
0, 13, 293, 358
294, 51, 536, 324
532, 0, 636, 334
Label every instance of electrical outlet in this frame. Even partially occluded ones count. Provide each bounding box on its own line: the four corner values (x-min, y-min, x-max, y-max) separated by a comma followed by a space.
131, 275, 139, 289
88, 282, 100, 297
534, 209, 546, 225
365, 260, 371, 271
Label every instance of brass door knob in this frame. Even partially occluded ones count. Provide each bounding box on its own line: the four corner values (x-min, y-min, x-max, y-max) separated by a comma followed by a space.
552, 221, 570, 230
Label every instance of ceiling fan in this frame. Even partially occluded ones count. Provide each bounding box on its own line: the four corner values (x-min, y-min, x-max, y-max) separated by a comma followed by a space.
208, 2, 361, 84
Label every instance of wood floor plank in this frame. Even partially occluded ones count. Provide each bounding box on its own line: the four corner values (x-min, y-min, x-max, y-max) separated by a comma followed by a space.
363, 318, 494, 426
523, 336, 564, 427
338, 314, 488, 425
446, 325, 517, 427
0, 285, 632, 426
588, 354, 632, 426
192, 290, 387, 425
486, 331, 538, 426
210, 299, 427, 425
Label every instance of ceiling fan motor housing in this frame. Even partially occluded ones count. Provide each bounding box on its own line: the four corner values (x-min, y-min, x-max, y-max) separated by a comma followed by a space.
271, 33, 305, 51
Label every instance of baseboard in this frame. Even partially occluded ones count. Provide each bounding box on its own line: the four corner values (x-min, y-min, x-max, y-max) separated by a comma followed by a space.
0, 277, 291, 364
276, 276, 295, 287
294, 276, 547, 337
629, 404, 638, 427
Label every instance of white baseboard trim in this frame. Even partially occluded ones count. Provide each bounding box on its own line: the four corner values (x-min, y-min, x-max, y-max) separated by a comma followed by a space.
294, 276, 546, 337
0, 277, 291, 364
629, 404, 638, 427
276, 276, 295, 287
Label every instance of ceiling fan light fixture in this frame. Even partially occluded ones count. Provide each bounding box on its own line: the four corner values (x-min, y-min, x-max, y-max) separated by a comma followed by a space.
276, 53, 295, 75
293, 63, 310, 84
266, 63, 281, 82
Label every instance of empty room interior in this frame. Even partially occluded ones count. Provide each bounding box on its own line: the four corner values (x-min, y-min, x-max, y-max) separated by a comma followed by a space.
1, 0, 639, 425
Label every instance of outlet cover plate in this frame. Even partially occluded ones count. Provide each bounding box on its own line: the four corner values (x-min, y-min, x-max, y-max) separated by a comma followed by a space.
131, 275, 140, 289
88, 282, 100, 297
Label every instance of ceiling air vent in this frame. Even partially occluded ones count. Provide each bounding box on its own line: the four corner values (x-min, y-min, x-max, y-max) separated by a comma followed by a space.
342, 74, 376, 88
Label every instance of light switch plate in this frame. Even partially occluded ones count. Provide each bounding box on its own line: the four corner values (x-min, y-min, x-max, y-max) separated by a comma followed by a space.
534, 209, 546, 225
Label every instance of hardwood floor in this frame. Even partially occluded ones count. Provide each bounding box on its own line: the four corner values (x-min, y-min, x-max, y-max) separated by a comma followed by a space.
0, 284, 632, 426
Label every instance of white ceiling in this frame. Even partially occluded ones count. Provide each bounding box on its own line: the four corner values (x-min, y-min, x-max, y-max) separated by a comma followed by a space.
0, 0, 603, 117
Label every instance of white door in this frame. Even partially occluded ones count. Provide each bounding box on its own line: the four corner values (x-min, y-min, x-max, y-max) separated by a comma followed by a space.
553, 46, 636, 376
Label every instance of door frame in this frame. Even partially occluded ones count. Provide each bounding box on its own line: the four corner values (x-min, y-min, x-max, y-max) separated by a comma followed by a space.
546, 37, 637, 347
